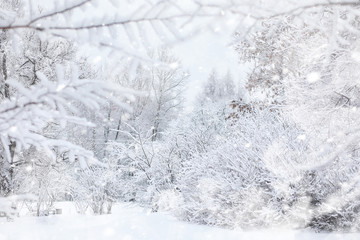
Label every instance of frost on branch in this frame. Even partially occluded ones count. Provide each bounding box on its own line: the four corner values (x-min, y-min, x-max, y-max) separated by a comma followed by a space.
0, 65, 132, 164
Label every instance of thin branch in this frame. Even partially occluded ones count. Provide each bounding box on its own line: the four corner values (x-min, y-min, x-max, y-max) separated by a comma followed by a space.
0, 13, 214, 31
264, 1, 360, 19
28, 0, 92, 25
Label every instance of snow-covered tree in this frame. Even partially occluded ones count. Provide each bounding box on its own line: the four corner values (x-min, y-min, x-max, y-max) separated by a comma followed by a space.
203, 69, 237, 103
233, 2, 360, 231
77, 48, 187, 208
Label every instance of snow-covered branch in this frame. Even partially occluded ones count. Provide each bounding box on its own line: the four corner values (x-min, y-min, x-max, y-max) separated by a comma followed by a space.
0, 65, 133, 163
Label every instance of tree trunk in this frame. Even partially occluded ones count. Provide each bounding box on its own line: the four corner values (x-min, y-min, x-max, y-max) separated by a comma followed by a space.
0, 32, 16, 196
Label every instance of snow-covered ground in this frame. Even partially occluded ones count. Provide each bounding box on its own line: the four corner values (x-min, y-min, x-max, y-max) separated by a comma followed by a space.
0, 203, 359, 240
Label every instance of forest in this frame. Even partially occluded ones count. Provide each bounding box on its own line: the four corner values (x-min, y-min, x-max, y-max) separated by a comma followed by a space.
1, 0, 360, 238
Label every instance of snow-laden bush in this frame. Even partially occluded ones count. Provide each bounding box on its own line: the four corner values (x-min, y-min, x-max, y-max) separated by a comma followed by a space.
105, 134, 180, 207
168, 104, 308, 228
